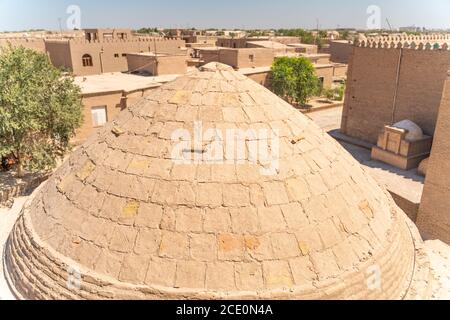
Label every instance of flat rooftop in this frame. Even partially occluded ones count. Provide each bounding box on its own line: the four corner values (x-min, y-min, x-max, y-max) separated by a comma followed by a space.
74, 72, 180, 95
287, 43, 317, 48
247, 40, 290, 49
126, 52, 186, 57
238, 66, 271, 75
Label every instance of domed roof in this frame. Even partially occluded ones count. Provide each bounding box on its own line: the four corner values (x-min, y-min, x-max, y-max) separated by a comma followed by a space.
5, 63, 426, 299
393, 120, 424, 141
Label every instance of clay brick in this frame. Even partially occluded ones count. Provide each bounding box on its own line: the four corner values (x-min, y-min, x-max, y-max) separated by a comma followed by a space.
218, 233, 245, 261
258, 206, 287, 232
262, 182, 290, 205
206, 262, 236, 290
295, 226, 324, 255
289, 256, 317, 285
134, 229, 161, 255
332, 240, 359, 271
109, 225, 138, 253
280, 202, 309, 229
175, 207, 203, 232
119, 254, 150, 284
196, 183, 223, 207
305, 173, 328, 196
171, 164, 197, 181
317, 219, 343, 249
145, 258, 177, 287
175, 261, 206, 289
151, 180, 178, 205
235, 262, 264, 291
285, 177, 311, 202
249, 184, 266, 207
223, 184, 250, 207
230, 207, 259, 234
204, 208, 231, 233
271, 233, 301, 259
262, 261, 294, 289
94, 250, 124, 279
190, 234, 217, 261
244, 234, 274, 261
175, 182, 196, 206
159, 231, 189, 259
310, 250, 341, 280
135, 203, 164, 229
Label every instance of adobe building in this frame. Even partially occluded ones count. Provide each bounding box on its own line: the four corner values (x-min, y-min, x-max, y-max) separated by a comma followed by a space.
0, 38, 47, 53
44, 29, 185, 76
287, 43, 319, 54
196, 47, 336, 90
330, 40, 354, 64
341, 35, 450, 144
4, 63, 433, 299
216, 37, 248, 48
72, 72, 179, 144
417, 69, 450, 244
126, 53, 188, 76
246, 40, 297, 56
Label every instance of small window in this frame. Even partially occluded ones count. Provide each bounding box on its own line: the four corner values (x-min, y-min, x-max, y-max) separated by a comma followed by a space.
91, 106, 107, 127
122, 53, 127, 57
82, 54, 93, 67
114, 53, 119, 58
249, 54, 255, 62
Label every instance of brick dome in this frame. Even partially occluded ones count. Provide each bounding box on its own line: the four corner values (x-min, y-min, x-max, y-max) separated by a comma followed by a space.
5, 63, 429, 299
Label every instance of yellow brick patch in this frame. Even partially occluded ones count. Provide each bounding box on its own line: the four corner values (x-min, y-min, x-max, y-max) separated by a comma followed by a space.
76, 161, 96, 181
298, 242, 310, 256
122, 200, 140, 220
128, 159, 150, 172
169, 90, 191, 105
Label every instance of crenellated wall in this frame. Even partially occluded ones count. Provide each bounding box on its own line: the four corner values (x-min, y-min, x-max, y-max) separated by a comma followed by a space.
341, 39, 450, 144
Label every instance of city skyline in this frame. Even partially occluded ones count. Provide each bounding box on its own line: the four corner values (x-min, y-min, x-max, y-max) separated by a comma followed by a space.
1, 0, 450, 32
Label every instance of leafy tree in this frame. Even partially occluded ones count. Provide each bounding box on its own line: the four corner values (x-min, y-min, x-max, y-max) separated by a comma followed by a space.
322, 83, 346, 101
270, 57, 321, 106
135, 27, 159, 34
0, 46, 83, 177
318, 30, 327, 38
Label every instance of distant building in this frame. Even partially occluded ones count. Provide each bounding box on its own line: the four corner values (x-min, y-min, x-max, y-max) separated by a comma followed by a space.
45, 29, 186, 76
196, 46, 339, 89
0, 28, 186, 76
126, 52, 188, 76
72, 72, 180, 143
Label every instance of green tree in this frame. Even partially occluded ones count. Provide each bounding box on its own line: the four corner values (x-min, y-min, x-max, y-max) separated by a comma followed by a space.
270, 57, 321, 105
0, 46, 83, 177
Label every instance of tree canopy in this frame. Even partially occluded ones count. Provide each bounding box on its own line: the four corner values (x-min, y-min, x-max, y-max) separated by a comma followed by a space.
270, 56, 321, 106
0, 46, 83, 176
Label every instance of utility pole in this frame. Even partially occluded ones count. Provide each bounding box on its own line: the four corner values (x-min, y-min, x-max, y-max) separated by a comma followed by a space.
316, 18, 320, 46
58, 18, 63, 37
386, 18, 393, 32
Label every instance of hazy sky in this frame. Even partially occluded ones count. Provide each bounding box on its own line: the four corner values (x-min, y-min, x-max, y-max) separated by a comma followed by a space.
1, 0, 450, 31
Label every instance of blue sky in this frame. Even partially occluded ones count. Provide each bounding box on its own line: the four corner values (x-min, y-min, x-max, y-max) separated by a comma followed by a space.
1, 0, 450, 31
